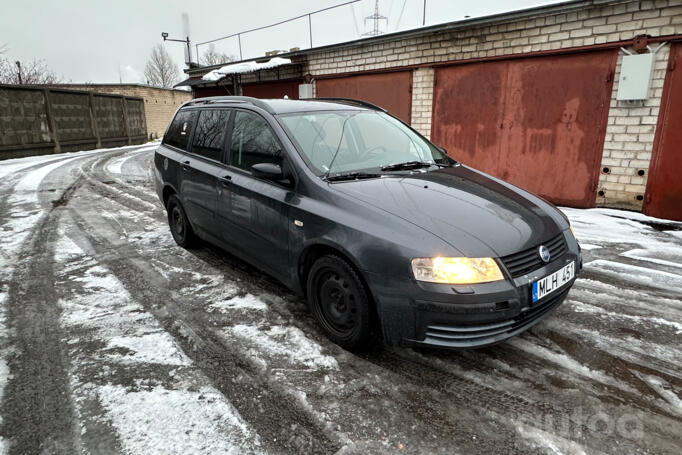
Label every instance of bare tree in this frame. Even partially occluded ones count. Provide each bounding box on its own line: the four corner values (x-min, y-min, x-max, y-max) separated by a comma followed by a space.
0, 58, 62, 84
144, 44, 180, 88
200, 45, 235, 67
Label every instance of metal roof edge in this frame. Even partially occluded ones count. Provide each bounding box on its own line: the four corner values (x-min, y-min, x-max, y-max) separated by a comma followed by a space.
40, 83, 190, 92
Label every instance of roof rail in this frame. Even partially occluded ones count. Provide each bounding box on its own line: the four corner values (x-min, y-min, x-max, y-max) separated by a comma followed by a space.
181, 96, 275, 114
312, 97, 387, 113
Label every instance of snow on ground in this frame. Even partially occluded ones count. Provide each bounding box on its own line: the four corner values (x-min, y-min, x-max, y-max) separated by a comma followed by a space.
105, 145, 158, 175
516, 424, 588, 455
1, 147, 681, 454
0, 143, 154, 181
54, 226, 261, 453
98, 385, 259, 455
562, 207, 682, 250
584, 259, 682, 292
209, 294, 269, 312
225, 324, 339, 371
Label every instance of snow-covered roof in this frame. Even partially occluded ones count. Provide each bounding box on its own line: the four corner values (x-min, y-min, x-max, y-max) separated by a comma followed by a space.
201, 57, 292, 81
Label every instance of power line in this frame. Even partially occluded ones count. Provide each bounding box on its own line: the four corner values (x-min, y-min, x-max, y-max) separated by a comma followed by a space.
395, 0, 407, 31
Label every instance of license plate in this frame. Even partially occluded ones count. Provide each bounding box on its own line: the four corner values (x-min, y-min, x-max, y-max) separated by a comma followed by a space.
532, 261, 575, 303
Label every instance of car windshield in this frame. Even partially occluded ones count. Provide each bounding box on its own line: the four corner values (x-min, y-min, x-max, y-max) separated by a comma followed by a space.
279, 110, 449, 176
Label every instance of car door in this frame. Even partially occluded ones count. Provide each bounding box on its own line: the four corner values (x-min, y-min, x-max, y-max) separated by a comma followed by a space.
221, 109, 292, 279
181, 108, 230, 240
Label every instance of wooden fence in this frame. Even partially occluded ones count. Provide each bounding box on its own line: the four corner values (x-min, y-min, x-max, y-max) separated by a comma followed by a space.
0, 84, 148, 160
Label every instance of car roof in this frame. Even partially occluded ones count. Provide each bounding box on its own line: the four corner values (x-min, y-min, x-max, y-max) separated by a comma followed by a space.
263, 98, 368, 114
180, 96, 378, 115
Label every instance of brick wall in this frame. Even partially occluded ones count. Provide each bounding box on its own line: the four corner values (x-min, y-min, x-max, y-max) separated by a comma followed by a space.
61, 85, 191, 139
598, 44, 671, 209
410, 68, 434, 139
294, 0, 682, 210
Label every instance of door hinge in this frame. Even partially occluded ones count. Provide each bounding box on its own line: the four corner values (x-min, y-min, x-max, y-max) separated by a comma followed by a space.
668, 57, 677, 72
606, 70, 614, 83
645, 193, 652, 204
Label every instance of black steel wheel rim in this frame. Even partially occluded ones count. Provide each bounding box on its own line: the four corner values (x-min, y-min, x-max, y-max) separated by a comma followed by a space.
171, 205, 184, 238
314, 268, 359, 337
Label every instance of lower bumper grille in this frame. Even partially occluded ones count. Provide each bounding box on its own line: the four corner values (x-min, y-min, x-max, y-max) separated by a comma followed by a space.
422, 288, 570, 347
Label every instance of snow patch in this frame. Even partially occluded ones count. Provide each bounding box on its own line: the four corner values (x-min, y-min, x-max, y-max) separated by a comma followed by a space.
105, 145, 158, 175
226, 324, 338, 370
516, 423, 588, 455
105, 332, 191, 366
209, 294, 268, 312
585, 259, 682, 292
620, 247, 682, 270
202, 57, 291, 81
633, 373, 682, 416
508, 337, 636, 393
569, 300, 682, 334
98, 385, 260, 455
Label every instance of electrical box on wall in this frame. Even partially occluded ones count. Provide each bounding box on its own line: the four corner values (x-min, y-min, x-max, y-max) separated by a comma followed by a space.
617, 53, 655, 100
299, 83, 314, 99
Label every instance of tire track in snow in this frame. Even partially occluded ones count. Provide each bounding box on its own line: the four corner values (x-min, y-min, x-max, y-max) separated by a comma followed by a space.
65, 208, 342, 454
53, 220, 261, 455
0, 167, 86, 454
0, 149, 140, 453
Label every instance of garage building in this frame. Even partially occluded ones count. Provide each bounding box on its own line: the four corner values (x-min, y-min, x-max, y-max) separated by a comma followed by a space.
179, 0, 682, 221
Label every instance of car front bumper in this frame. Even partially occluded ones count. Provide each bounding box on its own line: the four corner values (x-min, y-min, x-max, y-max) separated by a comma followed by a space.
367, 231, 581, 348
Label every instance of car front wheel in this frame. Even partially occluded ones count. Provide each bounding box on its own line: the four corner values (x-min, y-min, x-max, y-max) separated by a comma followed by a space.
307, 255, 371, 350
166, 194, 196, 248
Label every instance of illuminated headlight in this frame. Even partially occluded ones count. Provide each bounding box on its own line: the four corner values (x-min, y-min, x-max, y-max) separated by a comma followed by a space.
411, 257, 504, 284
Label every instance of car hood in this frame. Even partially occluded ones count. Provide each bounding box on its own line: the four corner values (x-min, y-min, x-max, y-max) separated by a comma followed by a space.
331, 165, 566, 258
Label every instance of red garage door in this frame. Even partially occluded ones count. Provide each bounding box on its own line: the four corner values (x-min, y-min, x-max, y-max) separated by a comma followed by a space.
431, 50, 617, 208
644, 43, 682, 221
316, 71, 412, 123
242, 80, 302, 99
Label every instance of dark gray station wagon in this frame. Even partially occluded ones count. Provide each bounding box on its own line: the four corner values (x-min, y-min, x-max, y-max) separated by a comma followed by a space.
154, 96, 581, 350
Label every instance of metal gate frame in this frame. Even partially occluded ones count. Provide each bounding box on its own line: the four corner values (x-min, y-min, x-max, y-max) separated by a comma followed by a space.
644, 42, 682, 221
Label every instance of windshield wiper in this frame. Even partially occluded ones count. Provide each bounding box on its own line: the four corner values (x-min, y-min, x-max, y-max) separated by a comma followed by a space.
325, 172, 382, 182
381, 161, 447, 171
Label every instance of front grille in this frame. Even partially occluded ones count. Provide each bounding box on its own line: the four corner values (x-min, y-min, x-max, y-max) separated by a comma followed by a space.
423, 288, 569, 346
500, 233, 567, 278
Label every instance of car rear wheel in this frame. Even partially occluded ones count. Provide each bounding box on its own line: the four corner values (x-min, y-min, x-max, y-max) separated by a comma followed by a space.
307, 255, 371, 350
167, 195, 196, 248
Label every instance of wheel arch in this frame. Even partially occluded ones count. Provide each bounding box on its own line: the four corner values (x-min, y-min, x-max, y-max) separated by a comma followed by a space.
297, 240, 384, 338
162, 183, 178, 208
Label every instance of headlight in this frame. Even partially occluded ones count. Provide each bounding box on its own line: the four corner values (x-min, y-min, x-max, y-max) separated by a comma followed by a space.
411, 257, 504, 284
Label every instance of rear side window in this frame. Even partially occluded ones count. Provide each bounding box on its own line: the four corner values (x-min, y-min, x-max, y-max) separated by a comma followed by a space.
191, 109, 230, 161
164, 110, 197, 151
230, 111, 282, 172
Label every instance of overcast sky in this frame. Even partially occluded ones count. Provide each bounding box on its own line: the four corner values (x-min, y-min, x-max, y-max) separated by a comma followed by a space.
1, 0, 562, 84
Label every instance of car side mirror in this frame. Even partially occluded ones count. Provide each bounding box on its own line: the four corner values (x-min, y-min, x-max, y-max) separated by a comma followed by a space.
252, 162, 284, 180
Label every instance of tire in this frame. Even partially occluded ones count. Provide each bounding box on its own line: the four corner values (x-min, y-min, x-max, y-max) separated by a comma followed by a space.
307, 255, 372, 350
166, 194, 196, 248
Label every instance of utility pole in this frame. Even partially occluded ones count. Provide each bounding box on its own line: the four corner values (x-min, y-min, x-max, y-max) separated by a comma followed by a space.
161, 32, 193, 66
363, 0, 387, 37
15, 61, 22, 84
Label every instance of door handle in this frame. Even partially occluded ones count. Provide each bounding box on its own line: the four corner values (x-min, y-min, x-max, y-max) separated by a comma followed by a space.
219, 175, 232, 186
181, 160, 191, 172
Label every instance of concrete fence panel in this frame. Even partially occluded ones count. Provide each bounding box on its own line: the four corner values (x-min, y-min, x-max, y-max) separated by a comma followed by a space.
0, 84, 148, 160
